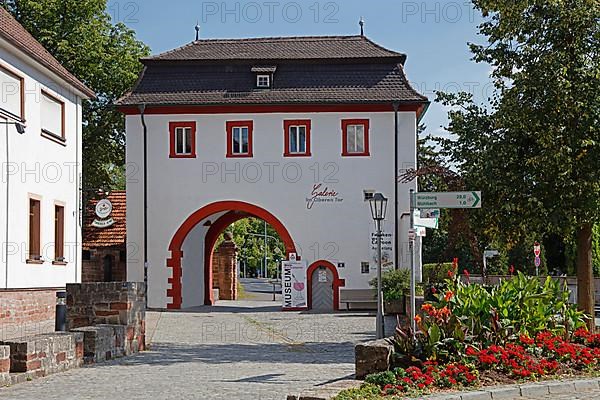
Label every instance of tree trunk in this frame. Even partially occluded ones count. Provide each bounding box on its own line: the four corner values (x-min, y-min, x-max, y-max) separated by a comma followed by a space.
576, 223, 595, 331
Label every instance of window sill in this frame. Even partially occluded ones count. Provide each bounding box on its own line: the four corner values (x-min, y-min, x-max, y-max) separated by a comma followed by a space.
52, 261, 68, 266
342, 152, 370, 157
226, 153, 253, 158
26, 259, 44, 265
284, 152, 312, 158
41, 130, 66, 146
169, 153, 196, 159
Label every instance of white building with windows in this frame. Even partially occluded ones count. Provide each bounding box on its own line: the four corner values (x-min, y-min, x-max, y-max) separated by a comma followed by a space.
0, 8, 94, 332
118, 35, 428, 311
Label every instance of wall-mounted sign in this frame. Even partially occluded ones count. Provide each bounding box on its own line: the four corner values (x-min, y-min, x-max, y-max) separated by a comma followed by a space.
318, 269, 328, 283
306, 183, 343, 209
282, 260, 307, 310
92, 198, 114, 228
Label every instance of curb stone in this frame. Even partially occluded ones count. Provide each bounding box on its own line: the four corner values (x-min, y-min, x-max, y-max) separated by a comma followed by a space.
287, 378, 600, 400
418, 378, 600, 400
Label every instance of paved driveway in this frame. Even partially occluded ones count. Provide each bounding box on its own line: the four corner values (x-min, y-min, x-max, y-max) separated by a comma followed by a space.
1, 300, 380, 400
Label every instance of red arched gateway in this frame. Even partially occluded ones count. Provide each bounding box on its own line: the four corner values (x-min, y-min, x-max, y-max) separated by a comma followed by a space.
166, 201, 296, 309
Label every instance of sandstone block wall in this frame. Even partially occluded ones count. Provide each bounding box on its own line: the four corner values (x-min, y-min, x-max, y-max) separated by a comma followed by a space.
66, 282, 146, 354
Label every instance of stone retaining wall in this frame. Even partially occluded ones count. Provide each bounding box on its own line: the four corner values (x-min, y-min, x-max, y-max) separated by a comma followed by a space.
0, 346, 10, 386
66, 282, 146, 354
1, 332, 83, 377
72, 324, 126, 364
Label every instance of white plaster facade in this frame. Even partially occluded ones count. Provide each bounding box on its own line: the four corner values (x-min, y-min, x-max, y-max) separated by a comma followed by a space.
125, 109, 423, 309
0, 33, 90, 290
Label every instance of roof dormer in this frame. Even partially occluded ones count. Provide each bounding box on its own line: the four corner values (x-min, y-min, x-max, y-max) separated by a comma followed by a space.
251, 65, 277, 89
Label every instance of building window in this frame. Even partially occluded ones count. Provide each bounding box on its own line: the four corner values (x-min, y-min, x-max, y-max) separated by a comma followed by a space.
226, 121, 253, 157
256, 75, 270, 88
284, 120, 311, 157
361, 262, 370, 274
342, 119, 370, 156
28, 198, 41, 262
169, 121, 196, 158
41, 90, 65, 143
82, 250, 91, 261
54, 205, 65, 263
0, 64, 24, 120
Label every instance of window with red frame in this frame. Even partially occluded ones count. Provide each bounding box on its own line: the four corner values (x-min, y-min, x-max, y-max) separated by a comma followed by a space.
284, 120, 311, 157
226, 121, 253, 157
342, 119, 370, 156
169, 122, 196, 158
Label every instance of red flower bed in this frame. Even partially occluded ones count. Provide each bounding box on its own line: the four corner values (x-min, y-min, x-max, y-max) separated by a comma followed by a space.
373, 361, 479, 397
464, 330, 600, 379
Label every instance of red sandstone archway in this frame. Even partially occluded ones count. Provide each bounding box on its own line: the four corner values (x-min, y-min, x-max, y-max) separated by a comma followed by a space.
306, 260, 345, 311
167, 201, 297, 309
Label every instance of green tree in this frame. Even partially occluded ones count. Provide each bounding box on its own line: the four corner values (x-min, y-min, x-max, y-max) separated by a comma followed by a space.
221, 218, 285, 278
3, 0, 150, 189
440, 0, 600, 325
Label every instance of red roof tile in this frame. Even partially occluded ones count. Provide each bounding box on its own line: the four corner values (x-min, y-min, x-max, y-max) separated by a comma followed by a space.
83, 191, 126, 249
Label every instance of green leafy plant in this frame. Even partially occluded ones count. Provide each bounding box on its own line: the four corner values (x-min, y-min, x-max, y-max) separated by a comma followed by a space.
393, 273, 586, 363
423, 263, 453, 284
364, 371, 396, 387
370, 269, 409, 301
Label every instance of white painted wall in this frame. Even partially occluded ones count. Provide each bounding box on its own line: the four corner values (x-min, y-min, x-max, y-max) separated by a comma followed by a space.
0, 39, 83, 289
126, 110, 420, 309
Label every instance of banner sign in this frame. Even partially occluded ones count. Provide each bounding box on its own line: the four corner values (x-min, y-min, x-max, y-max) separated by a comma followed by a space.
370, 226, 394, 272
282, 260, 308, 310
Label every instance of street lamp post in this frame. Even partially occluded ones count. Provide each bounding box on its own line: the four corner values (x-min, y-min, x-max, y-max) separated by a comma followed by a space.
369, 193, 388, 339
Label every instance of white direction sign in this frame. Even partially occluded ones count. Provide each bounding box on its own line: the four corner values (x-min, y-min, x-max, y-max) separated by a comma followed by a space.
414, 192, 481, 209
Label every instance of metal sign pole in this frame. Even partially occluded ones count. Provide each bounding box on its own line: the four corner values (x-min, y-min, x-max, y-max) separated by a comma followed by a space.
409, 189, 416, 337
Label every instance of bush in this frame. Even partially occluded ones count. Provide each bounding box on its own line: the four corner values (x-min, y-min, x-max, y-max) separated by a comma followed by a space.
333, 384, 381, 400
423, 263, 453, 284
369, 269, 409, 301
364, 371, 396, 387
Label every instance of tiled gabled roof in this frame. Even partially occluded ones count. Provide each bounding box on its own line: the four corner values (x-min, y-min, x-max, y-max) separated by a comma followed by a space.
117, 62, 427, 106
0, 8, 95, 99
83, 191, 126, 249
117, 35, 427, 107
144, 35, 406, 63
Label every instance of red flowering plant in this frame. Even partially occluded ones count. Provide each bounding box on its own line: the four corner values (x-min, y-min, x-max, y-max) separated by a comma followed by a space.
365, 362, 479, 396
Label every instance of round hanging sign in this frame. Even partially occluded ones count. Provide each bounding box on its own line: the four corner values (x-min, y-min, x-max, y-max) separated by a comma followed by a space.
95, 199, 113, 219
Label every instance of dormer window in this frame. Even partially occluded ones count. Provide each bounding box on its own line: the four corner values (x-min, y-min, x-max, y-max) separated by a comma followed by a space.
257, 74, 270, 88
252, 66, 277, 89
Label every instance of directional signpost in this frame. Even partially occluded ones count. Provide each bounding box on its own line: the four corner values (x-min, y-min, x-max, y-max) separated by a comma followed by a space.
408, 190, 482, 337
414, 191, 481, 209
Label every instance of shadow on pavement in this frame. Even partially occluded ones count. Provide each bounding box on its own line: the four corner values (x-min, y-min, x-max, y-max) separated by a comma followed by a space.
106, 341, 356, 367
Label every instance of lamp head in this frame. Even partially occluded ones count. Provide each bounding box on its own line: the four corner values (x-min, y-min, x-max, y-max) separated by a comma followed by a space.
369, 192, 388, 221
15, 122, 25, 134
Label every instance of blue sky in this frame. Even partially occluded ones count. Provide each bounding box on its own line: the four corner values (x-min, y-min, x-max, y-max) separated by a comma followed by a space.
107, 0, 493, 137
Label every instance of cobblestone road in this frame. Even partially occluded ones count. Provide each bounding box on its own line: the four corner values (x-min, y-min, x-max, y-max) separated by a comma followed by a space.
1, 300, 383, 400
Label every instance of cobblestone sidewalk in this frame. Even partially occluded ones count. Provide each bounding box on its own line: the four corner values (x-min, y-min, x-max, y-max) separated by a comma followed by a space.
0, 300, 379, 400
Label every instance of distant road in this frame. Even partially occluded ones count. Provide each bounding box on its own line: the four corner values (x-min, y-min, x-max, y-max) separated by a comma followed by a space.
240, 278, 281, 297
